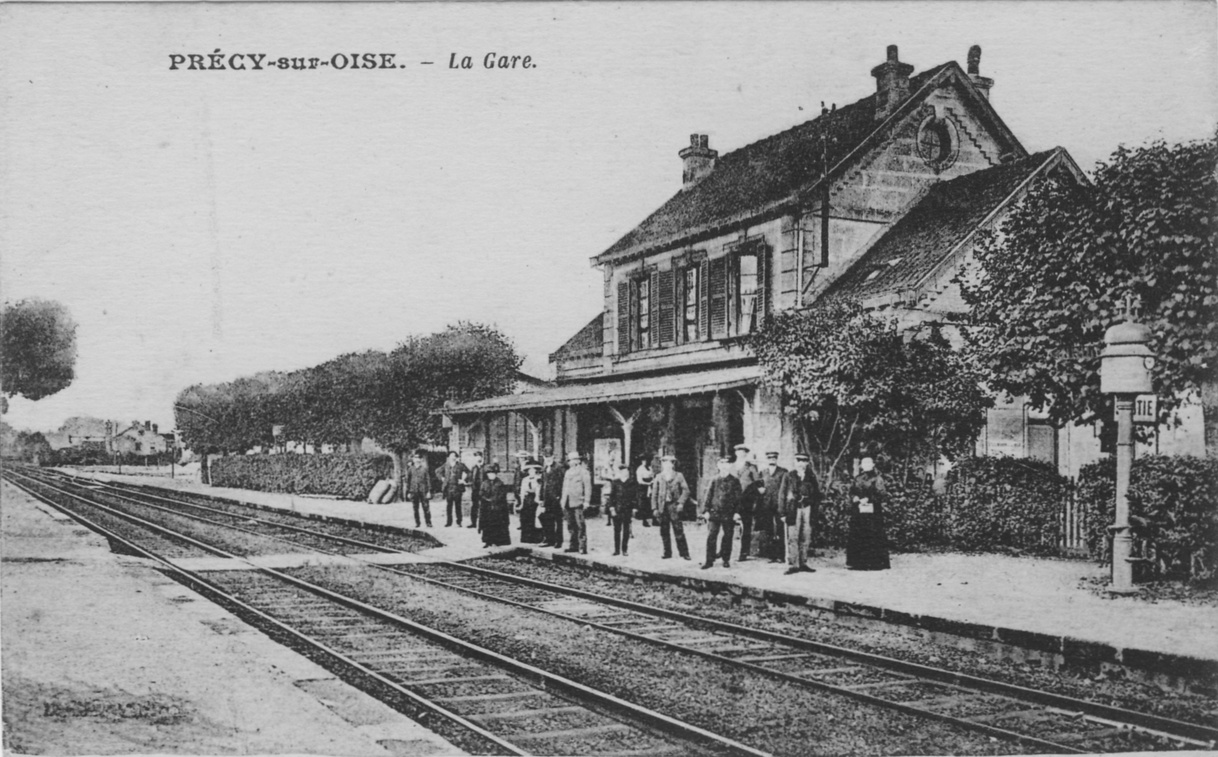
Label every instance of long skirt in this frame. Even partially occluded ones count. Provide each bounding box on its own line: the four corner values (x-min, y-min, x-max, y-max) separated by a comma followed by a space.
846, 513, 890, 570
481, 506, 512, 547
519, 495, 543, 543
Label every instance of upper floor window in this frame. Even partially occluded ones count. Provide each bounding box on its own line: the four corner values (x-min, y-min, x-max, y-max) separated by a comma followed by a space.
682, 266, 699, 342
636, 277, 652, 350
735, 249, 759, 336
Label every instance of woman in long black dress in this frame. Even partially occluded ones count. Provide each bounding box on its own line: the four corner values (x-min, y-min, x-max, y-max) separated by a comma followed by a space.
847, 457, 890, 570
479, 463, 512, 548
518, 461, 544, 543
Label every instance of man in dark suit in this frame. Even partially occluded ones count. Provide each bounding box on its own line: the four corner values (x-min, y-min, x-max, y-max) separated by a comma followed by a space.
780, 452, 821, 575
758, 451, 788, 562
437, 451, 468, 527
539, 448, 566, 548
733, 444, 761, 562
651, 454, 691, 560
699, 455, 741, 569
403, 451, 433, 528
466, 450, 485, 530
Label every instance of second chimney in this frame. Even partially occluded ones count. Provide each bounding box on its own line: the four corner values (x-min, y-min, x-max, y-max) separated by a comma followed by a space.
871, 44, 915, 121
679, 134, 718, 188
967, 45, 994, 100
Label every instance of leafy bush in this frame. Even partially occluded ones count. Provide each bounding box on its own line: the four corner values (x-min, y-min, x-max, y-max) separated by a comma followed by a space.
210, 453, 394, 501
815, 456, 1070, 555
940, 457, 1070, 555
1078, 455, 1218, 580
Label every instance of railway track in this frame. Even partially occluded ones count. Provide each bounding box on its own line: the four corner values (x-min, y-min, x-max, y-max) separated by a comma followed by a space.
12, 467, 1218, 754
3, 468, 764, 757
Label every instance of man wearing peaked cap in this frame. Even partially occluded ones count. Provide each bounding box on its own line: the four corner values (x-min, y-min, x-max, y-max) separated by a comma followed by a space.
757, 451, 788, 562
780, 452, 820, 574
699, 454, 741, 569
539, 449, 566, 549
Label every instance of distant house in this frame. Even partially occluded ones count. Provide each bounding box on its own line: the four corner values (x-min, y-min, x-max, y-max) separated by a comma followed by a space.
111, 421, 168, 457
443, 44, 1204, 490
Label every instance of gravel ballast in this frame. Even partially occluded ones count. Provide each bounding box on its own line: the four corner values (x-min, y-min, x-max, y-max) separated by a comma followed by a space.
458, 554, 1218, 726
288, 562, 1036, 756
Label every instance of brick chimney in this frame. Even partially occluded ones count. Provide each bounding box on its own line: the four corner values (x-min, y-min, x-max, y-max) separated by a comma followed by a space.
679, 134, 717, 188
871, 45, 915, 121
967, 44, 994, 100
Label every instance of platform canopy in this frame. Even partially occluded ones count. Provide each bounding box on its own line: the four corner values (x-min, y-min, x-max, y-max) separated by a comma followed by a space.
445, 364, 763, 416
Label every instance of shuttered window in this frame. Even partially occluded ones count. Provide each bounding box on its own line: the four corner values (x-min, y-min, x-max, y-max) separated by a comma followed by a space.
682, 266, 699, 342
698, 259, 710, 339
656, 269, 676, 345
638, 275, 652, 349
616, 280, 631, 355
735, 249, 759, 336
708, 256, 729, 338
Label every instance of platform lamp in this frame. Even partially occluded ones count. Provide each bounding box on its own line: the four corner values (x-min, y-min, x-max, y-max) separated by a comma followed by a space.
1098, 311, 1156, 594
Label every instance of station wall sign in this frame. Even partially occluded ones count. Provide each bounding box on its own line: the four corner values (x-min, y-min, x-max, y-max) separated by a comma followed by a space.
1133, 394, 1158, 424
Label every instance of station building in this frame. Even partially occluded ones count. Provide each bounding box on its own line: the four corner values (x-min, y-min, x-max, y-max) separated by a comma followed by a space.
443, 45, 1206, 496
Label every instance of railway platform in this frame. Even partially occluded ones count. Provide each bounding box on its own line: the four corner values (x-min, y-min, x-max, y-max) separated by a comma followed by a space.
56, 469, 1218, 685
1, 479, 464, 756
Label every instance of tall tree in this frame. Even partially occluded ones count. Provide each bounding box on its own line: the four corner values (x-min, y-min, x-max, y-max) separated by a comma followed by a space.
750, 299, 990, 485
2, 299, 78, 401
963, 136, 1217, 450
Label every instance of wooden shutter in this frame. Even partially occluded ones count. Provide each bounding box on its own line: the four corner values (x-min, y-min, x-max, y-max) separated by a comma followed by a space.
698, 259, 710, 340
657, 269, 676, 346
616, 280, 631, 355
757, 243, 771, 320
709, 256, 729, 338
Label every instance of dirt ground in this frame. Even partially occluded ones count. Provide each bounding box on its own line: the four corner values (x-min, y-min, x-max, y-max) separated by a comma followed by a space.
0, 480, 461, 756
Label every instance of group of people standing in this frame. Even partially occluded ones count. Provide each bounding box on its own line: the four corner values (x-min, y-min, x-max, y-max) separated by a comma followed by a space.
396, 444, 890, 572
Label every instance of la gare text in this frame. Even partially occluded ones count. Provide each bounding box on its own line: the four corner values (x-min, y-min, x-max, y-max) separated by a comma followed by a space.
168, 51, 536, 71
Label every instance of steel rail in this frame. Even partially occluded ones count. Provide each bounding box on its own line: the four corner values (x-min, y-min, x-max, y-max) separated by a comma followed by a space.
28, 468, 1217, 750
5, 470, 770, 757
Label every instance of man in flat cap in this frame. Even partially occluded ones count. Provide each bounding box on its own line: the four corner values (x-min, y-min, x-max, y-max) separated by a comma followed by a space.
650, 454, 691, 560
699, 454, 741, 569
758, 451, 788, 562
733, 444, 761, 562
437, 450, 468, 528
560, 450, 592, 554
466, 450, 485, 530
779, 452, 821, 574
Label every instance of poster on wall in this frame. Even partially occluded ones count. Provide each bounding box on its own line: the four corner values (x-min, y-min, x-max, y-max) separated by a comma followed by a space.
593, 437, 623, 483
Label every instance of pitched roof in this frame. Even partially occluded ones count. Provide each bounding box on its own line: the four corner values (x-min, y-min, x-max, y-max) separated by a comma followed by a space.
594, 61, 1021, 263
821, 149, 1065, 305
548, 312, 604, 363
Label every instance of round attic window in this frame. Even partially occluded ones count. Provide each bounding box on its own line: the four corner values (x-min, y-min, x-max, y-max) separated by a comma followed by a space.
916, 115, 959, 171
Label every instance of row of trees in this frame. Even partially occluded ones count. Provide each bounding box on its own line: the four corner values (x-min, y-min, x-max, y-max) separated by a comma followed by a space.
174, 322, 522, 490
750, 135, 1216, 484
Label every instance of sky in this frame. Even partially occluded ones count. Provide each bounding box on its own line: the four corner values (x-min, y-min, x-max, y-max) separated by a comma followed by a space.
2, 0, 1215, 433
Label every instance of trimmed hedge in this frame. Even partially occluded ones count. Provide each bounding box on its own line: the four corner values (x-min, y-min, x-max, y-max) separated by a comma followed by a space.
210, 453, 394, 501
1078, 455, 1218, 580
816, 456, 1071, 556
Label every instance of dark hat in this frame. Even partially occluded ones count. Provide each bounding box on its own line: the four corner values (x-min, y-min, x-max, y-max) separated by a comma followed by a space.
486, 462, 501, 473
765, 451, 780, 460
794, 452, 810, 462
661, 454, 678, 463
542, 447, 554, 456
733, 443, 750, 452
617, 463, 630, 470
717, 454, 733, 464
